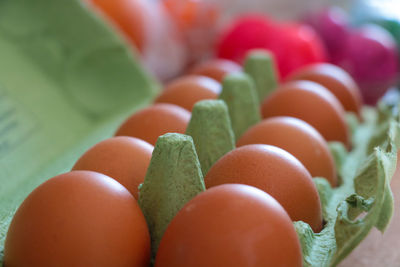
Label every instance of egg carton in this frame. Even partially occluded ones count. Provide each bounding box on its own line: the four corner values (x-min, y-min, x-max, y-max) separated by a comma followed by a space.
136, 52, 399, 266
0, 0, 398, 266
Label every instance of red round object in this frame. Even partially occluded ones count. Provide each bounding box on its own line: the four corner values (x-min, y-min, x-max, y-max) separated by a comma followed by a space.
216, 14, 327, 78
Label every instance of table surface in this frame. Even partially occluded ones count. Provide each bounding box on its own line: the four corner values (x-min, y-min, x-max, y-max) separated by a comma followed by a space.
338, 155, 400, 267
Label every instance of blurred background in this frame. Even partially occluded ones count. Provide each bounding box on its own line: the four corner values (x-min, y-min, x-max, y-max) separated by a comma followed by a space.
87, 0, 400, 105
87, 2, 400, 265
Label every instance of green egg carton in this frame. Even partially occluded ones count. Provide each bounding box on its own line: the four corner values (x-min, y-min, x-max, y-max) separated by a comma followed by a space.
0, 0, 399, 266
0, 0, 158, 263
138, 56, 400, 266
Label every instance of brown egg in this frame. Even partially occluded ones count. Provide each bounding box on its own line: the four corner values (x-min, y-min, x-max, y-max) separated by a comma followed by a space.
287, 63, 362, 116
4, 171, 150, 267
89, 0, 148, 52
204, 144, 323, 232
72, 136, 153, 199
237, 117, 337, 186
154, 75, 221, 111
189, 59, 242, 82
155, 184, 303, 267
261, 80, 350, 148
115, 103, 191, 145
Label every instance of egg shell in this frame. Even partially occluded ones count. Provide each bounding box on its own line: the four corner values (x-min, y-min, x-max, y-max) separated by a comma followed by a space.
4, 171, 150, 267
115, 103, 191, 145
204, 144, 323, 232
72, 136, 153, 199
237, 116, 337, 186
261, 80, 350, 148
154, 75, 221, 111
89, 0, 148, 52
189, 59, 242, 82
287, 63, 362, 117
155, 184, 302, 267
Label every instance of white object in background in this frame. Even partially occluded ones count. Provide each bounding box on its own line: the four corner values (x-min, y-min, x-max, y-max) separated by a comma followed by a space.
141, 3, 188, 82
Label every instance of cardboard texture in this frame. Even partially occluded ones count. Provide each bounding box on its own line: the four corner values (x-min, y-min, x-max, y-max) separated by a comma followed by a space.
0, 0, 158, 261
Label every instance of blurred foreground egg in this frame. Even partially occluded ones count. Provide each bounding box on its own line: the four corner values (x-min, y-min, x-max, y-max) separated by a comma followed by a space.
189, 59, 242, 82
154, 75, 221, 111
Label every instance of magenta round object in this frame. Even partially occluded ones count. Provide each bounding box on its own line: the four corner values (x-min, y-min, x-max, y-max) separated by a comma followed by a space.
303, 7, 350, 61
333, 24, 399, 105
